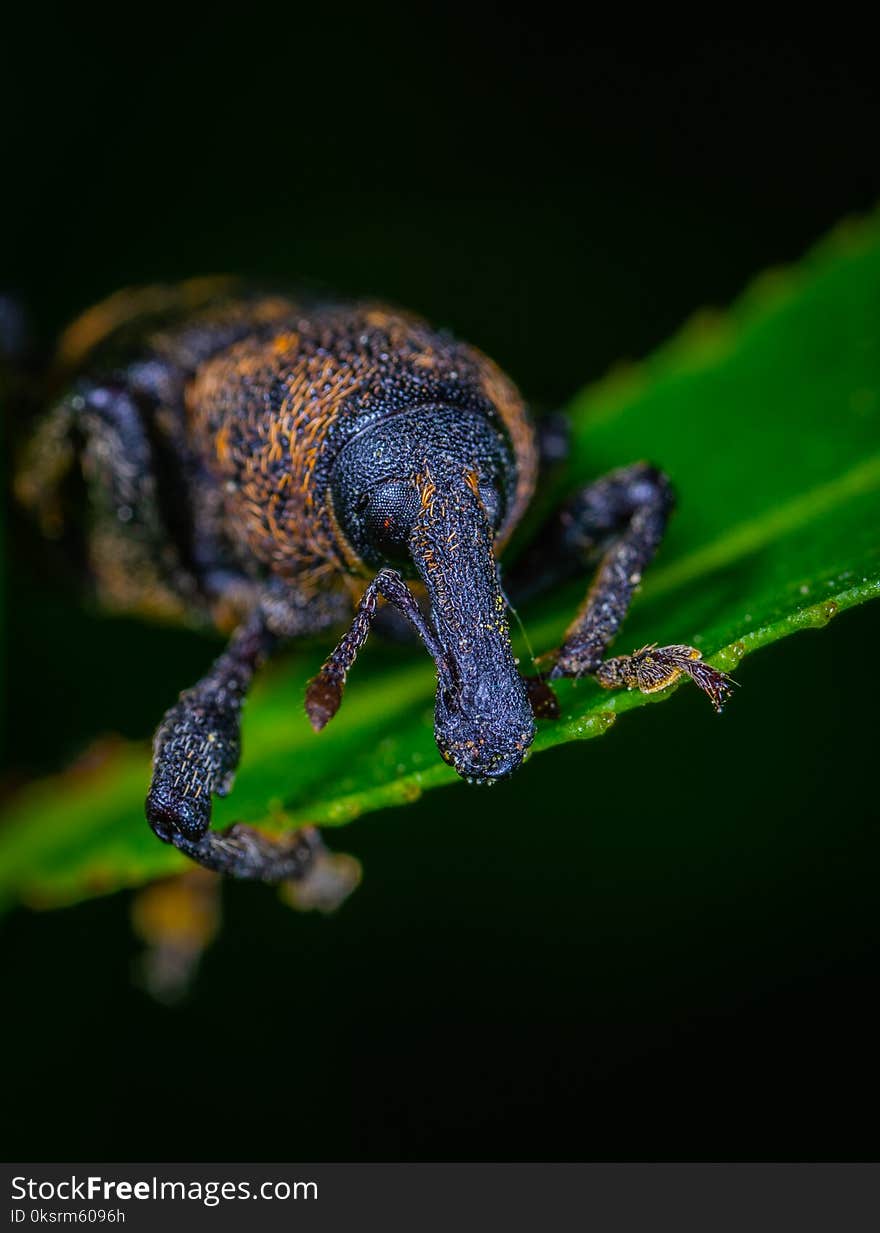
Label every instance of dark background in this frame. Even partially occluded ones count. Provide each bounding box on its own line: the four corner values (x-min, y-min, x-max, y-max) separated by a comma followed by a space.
2, 19, 878, 1160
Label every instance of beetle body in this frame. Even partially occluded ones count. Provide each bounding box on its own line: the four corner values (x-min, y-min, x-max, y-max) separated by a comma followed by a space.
23, 281, 533, 611
17, 280, 732, 889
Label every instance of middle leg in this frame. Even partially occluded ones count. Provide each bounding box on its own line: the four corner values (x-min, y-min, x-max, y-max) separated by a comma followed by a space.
510, 463, 734, 711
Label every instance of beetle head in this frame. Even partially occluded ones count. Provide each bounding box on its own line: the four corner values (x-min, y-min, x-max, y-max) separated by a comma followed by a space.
330, 408, 535, 781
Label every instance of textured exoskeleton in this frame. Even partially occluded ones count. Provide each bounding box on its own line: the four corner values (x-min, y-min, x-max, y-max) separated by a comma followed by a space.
17, 279, 733, 894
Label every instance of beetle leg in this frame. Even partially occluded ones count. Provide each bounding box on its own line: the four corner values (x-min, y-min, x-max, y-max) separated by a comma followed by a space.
305, 567, 441, 730
516, 462, 735, 711
147, 607, 274, 841
588, 642, 735, 712
15, 379, 203, 618
145, 602, 357, 901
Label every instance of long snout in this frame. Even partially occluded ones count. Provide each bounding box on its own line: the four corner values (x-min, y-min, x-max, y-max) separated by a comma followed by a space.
408, 472, 535, 782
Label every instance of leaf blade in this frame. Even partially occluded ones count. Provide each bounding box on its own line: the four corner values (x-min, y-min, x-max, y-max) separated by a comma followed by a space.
3, 213, 880, 910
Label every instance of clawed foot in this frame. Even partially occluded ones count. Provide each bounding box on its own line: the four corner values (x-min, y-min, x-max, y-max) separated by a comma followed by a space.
280, 848, 363, 913
596, 643, 736, 712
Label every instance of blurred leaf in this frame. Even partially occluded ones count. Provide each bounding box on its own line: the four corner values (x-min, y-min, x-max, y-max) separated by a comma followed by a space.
2, 214, 880, 911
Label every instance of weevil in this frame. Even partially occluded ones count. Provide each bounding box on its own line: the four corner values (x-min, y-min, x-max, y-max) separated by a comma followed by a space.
16, 279, 733, 896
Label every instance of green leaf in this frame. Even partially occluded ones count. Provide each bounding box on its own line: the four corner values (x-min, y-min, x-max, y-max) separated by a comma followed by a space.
3, 214, 880, 911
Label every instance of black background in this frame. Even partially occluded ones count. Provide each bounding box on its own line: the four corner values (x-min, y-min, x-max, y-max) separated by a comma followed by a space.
2, 16, 879, 1161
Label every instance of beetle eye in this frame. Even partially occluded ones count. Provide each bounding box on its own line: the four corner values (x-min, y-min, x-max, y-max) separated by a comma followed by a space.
364, 481, 420, 561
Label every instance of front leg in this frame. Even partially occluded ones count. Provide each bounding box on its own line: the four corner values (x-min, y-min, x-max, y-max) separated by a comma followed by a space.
146, 595, 357, 902
146, 611, 272, 847
515, 462, 735, 711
